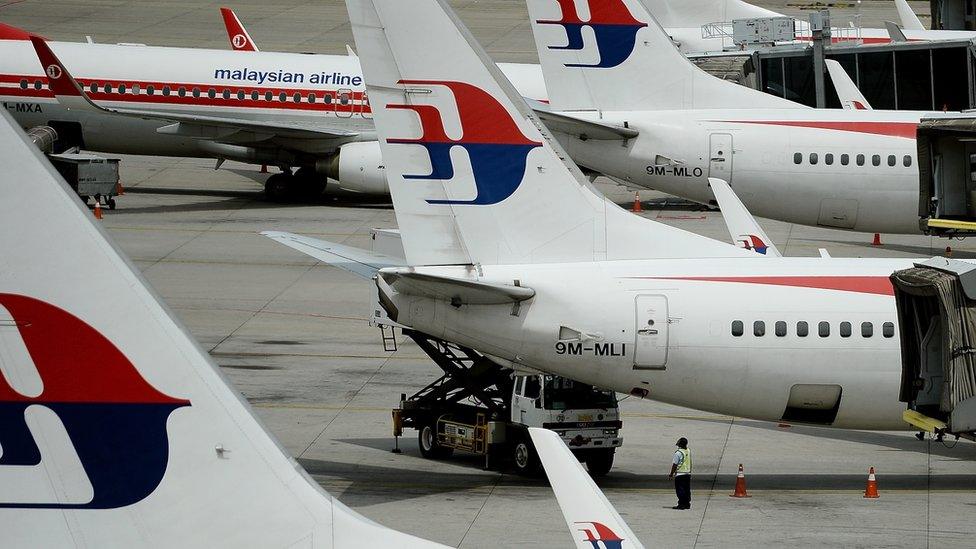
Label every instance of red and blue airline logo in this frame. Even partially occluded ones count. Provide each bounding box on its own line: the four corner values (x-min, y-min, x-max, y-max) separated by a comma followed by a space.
737, 234, 769, 255
386, 80, 541, 205
536, 0, 647, 68
0, 294, 189, 509
577, 521, 625, 549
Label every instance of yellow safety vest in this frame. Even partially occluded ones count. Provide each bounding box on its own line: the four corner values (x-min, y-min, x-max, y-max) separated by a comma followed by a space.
676, 448, 691, 474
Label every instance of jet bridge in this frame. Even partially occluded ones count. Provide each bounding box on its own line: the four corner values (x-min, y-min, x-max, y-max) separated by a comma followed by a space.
916, 116, 976, 235
891, 258, 976, 440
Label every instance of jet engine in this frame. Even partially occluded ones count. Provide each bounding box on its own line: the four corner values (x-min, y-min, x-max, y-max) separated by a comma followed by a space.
320, 141, 388, 196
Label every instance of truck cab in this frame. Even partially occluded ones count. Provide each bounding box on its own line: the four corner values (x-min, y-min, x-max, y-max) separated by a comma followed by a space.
511, 374, 622, 475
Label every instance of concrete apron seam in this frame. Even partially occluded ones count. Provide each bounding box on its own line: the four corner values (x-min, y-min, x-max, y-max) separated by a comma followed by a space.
695, 415, 735, 548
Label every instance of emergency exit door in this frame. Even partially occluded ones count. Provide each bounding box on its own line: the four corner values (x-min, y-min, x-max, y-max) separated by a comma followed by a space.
634, 295, 668, 370
709, 133, 733, 182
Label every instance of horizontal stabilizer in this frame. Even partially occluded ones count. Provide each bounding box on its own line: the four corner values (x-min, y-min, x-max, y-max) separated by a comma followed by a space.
529, 428, 644, 549
709, 177, 781, 257
379, 269, 536, 305
530, 99, 638, 140
886, 21, 908, 42
262, 231, 406, 279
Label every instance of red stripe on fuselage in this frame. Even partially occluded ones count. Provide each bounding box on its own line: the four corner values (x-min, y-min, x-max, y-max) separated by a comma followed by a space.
636, 276, 894, 296
720, 120, 918, 139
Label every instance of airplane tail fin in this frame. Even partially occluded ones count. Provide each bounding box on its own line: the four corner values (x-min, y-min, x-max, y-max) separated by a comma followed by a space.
641, 0, 782, 28
0, 22, 38, 41
0, 110, 438, 547
525, 0, 803, 111
220, 7, 260, 51
346, 0, 748, 266
529, 428, 645, 549
895, 0, 926, 31
825, 59, 872, 110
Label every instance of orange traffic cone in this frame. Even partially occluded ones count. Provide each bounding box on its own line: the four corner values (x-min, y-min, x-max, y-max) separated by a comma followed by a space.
115, 182, 125, 195
730, 463, 750, 498
871, 233, 882, 246
631, 192, 642, 213
946, 246, 953, 258
863, 466, 879, 498
93, 201, 103, 220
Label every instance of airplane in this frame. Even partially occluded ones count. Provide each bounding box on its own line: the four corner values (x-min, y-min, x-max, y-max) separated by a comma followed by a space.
0, 20, 546, 201
266, 0, 947, 438
648, 0, 976, 53
523, 0, 962, 236
0, 106, 644, 547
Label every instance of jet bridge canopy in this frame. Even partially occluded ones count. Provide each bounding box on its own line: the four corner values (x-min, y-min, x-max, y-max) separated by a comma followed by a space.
916, 117, 976, 235
891, 258, 976, 438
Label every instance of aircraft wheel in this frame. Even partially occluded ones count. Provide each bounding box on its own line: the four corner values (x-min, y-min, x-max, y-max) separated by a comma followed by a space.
264, 173, 292, 202
418, 422, 453, 459
585, 449, 615, 477
294, 167, 326, 200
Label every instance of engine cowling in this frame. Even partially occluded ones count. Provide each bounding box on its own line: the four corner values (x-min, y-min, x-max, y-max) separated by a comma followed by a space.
321, 141, 388, 196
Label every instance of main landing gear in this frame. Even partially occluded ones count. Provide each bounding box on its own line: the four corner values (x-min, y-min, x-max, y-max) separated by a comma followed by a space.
264, 167, 327, 202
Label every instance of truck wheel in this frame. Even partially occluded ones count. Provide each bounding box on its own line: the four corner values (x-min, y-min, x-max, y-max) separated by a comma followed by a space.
585, 449, 615, 477
418, 423, 453, 459
512, 437, 540, 475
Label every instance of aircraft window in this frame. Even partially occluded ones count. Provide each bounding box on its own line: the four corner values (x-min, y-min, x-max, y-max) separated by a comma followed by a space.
883, 322, 895, 338
249, 90, 258, 100
775, 321, 786, 337
307, 93, 316, 103
162, 86, 170, 96
265, 91, 273, 101
825, 153, 834, 165
818, 321, 830, 337
20, 79, 28, 89
841, 154, 849, 165
237, 90, 245, 100
118, 83, 127, 94
862, 322, 873, 337
293, 92, 302, 102
279, 92, 287, 102
903, 155, 912, 167
191, 87, 200, 98
89, 82, 98, 93
796, 321, 809, 337
147, 85, 155, 95
34, 80, 42, 90
131, 84, 140, 95
809, 153, 818, 165
324, 94, 332, 104
887, 155, 896, 167
340, 92, 350, 105
793, 152, 802, 164
178, 87, 186, 97
731, 320, 743, 337
840, 321, 852, 338
872, 154, 881, 166
753, 321, 765, 337
105, 83, 113, 93
221, 89, 229, 99
208, 88, 216, 99
856, 154, 865, 166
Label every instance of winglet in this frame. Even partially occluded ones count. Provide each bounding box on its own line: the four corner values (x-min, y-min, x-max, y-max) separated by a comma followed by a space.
895, 0, 925, 31
28, 35, 103, 112
220, 7, 259, 51
825, 59, 872, 110
529, 428, 644, 549
708, 177, 782, 257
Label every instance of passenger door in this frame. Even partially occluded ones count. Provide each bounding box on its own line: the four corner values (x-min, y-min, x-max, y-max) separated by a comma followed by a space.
634, 295, 668, 370
708, 133, 733, 182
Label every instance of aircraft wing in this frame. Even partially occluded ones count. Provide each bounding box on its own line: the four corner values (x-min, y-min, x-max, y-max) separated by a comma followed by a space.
30, 35, 358, 142
708, 177, 782, 257
825, 60, 871, 110
529, 428, 645, 549
528, 99, 638, 141
261, 231, 406, 279
378, 269, 536, 305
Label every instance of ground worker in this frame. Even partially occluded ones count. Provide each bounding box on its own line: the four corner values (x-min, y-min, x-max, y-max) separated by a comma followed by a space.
668, 437, 691, 510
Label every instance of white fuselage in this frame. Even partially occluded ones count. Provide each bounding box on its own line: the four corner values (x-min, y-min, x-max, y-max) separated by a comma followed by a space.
559, 108, 938, 234
0, 39, 547, 157
388, 257, 915, 430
